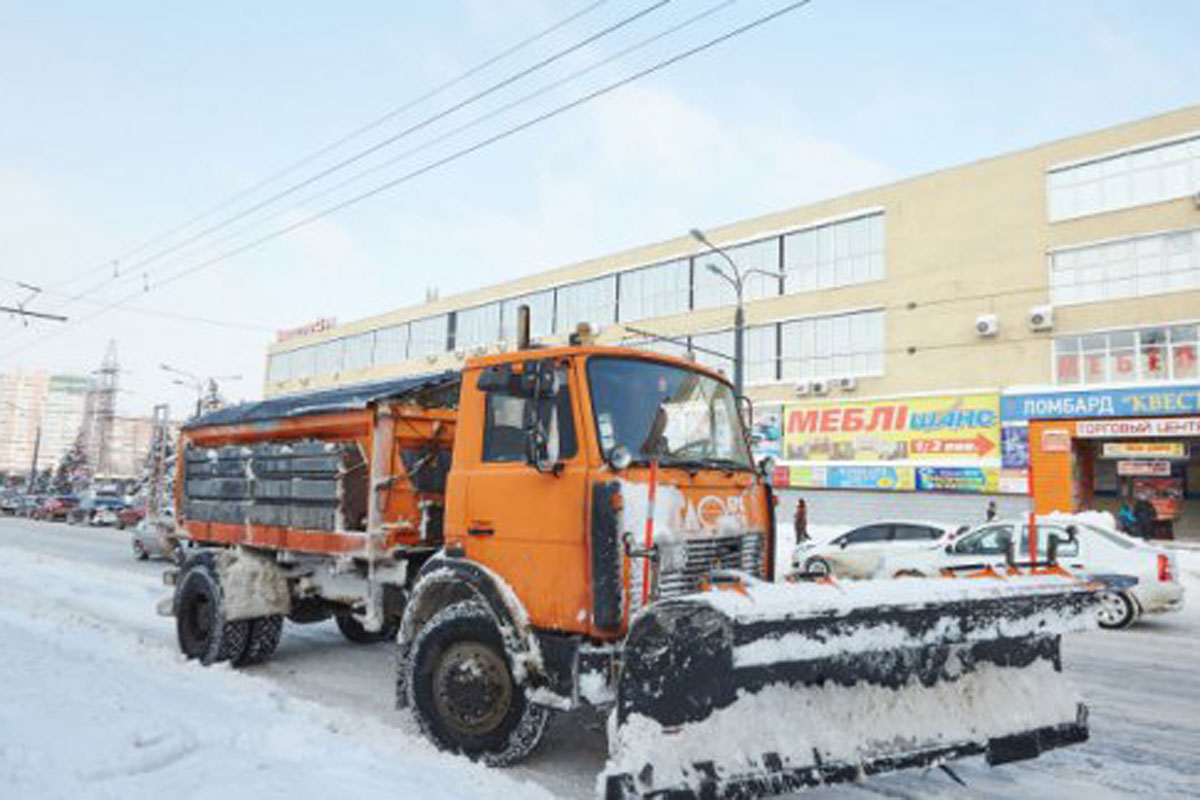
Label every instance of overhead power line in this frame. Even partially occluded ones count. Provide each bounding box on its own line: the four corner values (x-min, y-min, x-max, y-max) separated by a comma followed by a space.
74, 0, 741, 296
1, 0, 815, 361
39, 0, 612, 298
50, 0, 668, 309
0, 306, 67, 322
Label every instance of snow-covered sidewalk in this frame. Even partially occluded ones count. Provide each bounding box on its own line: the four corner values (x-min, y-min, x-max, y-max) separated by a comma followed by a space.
0, 534, 552, 800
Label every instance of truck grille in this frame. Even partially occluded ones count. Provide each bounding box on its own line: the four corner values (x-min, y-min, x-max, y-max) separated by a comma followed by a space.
657, 532, 765, 600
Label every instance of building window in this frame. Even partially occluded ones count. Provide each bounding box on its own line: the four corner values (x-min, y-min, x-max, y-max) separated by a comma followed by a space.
693, 237, 781, 310
455, 303, 502, 351
374, 324, 409, 365
1054, 322, 1200, 385
343, 332, 376, 372
618, 258, 690, 323
555, 275, 616, 332
780, 309, 884, 383
409, 316, 448, 359
1047, 133, 1200, 221
1049, 227, 1200, 306
689, 329, 735, 375
313, 339, 344, 376
783, 212, 884, 295
500, 291, 554, 342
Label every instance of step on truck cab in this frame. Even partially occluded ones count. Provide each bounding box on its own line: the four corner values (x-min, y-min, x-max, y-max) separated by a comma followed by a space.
167, 335, 1103, 798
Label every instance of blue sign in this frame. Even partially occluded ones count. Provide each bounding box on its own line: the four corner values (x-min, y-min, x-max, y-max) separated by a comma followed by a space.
825, 466, 903, 490
915, 467, 991, 493
1001, 385, 1200, 422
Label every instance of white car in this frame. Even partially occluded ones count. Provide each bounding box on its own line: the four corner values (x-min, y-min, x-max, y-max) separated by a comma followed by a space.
877, 515, 1185, 629
130, 517, 185, 564
791, 520, 964, 580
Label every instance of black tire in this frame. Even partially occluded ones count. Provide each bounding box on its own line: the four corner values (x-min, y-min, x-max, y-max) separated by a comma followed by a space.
336, 612, 399, 644
804, 556, 832, 577
175, 552, 250, 665
406, 601, 548, 766
1096, 590, 1138, 630
234, 615, 284, 667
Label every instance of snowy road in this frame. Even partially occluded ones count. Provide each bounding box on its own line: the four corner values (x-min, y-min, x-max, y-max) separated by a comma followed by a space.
2, 519, 1197, 799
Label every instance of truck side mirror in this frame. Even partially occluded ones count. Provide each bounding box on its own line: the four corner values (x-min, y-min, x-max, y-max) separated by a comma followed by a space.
522, 358, 564, 475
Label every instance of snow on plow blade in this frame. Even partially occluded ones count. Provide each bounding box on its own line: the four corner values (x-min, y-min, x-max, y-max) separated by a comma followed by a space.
603, 576, 1100, 799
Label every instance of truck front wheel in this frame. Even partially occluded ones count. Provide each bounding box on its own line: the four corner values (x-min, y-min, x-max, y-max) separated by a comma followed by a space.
175, 553, 249, 665
406, 601, 548, 766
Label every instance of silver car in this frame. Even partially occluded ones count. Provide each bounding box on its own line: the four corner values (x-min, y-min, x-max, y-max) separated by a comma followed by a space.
130, 516, 185, 563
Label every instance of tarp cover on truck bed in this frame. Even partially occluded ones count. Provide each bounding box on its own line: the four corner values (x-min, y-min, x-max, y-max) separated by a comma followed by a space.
183, 372, 459, 430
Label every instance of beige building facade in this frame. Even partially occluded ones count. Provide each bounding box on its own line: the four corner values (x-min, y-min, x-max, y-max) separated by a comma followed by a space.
264, 105, 1200, 535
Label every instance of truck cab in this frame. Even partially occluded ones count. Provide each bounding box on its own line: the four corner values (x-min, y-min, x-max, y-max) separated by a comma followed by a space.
442, 347, 774, 641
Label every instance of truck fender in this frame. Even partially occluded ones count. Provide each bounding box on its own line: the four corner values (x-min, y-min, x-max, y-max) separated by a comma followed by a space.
396, 556, 543, 708
188, 548, 291, 622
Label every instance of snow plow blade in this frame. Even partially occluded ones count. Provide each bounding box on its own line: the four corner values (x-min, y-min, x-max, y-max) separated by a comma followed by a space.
603, 576, 1100, 799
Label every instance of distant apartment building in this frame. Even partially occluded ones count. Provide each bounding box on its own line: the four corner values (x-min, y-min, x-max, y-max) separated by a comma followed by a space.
0, 372, 91, 477
264, 105, 1200, 537
105, 416, 159, 480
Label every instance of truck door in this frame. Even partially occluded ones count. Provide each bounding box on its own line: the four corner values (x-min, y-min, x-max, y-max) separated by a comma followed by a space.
450, 358, 591, 634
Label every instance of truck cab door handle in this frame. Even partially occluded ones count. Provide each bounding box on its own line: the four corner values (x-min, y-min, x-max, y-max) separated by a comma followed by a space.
468, 521, 494, 536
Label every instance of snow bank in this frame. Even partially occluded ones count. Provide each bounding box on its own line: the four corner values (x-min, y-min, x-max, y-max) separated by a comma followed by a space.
604, 660, 1081, 795
0, 543, 553, 800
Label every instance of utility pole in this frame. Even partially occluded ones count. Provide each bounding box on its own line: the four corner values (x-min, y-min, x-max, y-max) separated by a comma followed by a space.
147, 404, 170, 521
688, 228, 784, 396
27, 423, 40, 491
94, 340, 120, 478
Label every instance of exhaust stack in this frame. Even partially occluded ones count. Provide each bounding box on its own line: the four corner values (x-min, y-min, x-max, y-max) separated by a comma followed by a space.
516, 304, 531, 350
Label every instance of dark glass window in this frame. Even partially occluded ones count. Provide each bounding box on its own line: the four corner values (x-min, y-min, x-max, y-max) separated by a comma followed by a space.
843, 524, 891, 545
481, 367, 576, 463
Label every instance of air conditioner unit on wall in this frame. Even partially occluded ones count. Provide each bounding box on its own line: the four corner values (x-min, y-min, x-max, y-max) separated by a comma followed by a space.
810, 379, 830, 395
975, 314, 999, 337
838, 376, 858, 392
1028, 305, 1054, 332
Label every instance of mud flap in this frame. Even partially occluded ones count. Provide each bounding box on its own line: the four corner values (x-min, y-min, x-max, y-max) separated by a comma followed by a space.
603, 579, 1099, 799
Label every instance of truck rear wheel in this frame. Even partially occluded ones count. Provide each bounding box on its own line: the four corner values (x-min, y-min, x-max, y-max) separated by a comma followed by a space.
406, 601, 548, 766
234, 615, 284, 666
336, 612, 400, 644
175, 553, 250, 665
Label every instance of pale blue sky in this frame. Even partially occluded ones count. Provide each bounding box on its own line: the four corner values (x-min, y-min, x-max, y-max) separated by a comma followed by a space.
1, 0, 1197, 414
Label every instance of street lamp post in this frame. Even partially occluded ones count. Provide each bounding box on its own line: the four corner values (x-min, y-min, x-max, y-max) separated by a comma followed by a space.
689, 228, 784, 396
161, 364, 241, 417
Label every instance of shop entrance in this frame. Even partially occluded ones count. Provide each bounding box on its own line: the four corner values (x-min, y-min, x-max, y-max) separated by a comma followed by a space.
1030, 417, 1200, 542
1086, 439, 1198, 540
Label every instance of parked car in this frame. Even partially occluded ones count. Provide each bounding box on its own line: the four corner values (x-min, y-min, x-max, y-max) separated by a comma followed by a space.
38, 495, 80, 521
130, 518, 184, 563
0, 493, 20, 515
791, 519, 964, 579
69, 493, 126, 526
116, 503, 146, 530
877, 515, 1184, 629
17, 494, 44, 517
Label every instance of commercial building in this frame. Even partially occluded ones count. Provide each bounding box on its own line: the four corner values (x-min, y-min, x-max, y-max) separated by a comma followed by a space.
264, 105, 1200, 539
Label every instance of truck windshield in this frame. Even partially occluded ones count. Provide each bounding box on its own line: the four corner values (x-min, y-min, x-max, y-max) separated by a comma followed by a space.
587, 356, 752, 470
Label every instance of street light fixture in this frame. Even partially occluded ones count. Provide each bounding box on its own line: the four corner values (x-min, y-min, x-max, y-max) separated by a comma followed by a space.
689, 228, 784, 395
161, 364, 242, 417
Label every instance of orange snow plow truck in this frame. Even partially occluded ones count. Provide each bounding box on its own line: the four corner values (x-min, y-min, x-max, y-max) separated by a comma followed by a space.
165, 331, 1102, 798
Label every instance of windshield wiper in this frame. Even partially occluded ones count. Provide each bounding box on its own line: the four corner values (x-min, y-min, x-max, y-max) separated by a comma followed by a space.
657, 456, 751, 474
